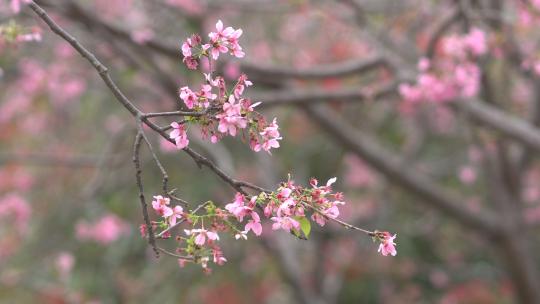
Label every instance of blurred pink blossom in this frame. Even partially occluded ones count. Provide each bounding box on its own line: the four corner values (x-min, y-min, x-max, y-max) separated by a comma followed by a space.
0, 193, 31, 231
76, 214, 130, 245
343, 154, 377, 187
55, 251, 75, 279
166, 0, 206, 16
458, 166, 477, 185
131, 28, 154, 44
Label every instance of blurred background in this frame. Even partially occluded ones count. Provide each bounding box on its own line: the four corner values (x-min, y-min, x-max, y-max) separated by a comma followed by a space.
1, 0, 540, 303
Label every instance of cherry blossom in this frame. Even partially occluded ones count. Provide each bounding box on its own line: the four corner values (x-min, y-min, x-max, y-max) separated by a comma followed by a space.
271, 216, 300, 232
185, 228, 220, 246
216, 96, 247, 136
377, 232, 397, 257
169, 122, 189, 149
151, 195, 173, 217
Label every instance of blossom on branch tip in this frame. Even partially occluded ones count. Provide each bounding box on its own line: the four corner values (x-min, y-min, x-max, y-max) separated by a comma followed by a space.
377, 232, 397, 257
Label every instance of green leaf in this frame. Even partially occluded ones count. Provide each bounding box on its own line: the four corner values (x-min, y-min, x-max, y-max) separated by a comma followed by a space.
297, 217, 311, 239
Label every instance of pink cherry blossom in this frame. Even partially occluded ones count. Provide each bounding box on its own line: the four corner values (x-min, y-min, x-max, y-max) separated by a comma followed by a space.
244, 211, 262, 236
168, 205, 184, 225
179, 86, 197, 109
253, 118, 282, 153
233, 74, 253, 98
151, 195, 173, 217
378, 232, 397, 257
311, 213, 327, 226
169, 122, 189, 149
271, 216, 300, 232
216, 96, 247, 136
225, 193, 248, 222
185, 228, 219, 246
209, 20, 234, 42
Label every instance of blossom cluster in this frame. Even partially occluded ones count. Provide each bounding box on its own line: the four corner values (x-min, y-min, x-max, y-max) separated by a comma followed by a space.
169, 20, 281, 153
399, 28, 487, 109
145, 177, 397, 272
181, 20, 244, 69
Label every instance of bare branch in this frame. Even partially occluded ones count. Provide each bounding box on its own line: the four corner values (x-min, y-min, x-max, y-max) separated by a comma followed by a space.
133, 132, 159, 257
304, 104, 501, 238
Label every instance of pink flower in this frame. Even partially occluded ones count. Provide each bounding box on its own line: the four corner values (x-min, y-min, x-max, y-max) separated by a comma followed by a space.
311, 213, 327, 226
197, 84, 216, 108
210, 43, 228, 60
225, 192, 248, 221
151, 195, 173, 217
271, 216, 300, 232
185, 228, 219, 246
216, 96, 247, 136
322, 204, 340, 219
183, 56, 198, 70
207, 20, 244, 60
169, 122, 189, 149
179, 86, 197, 109
244, 212, 262, 236
233, 74, 253, 98
277, 187, 292, 200
253, 118, 282, 153
378, 232, 397, 257
168, 205, 184, 225
209, 20, 234, 42
181, 34, 202, 57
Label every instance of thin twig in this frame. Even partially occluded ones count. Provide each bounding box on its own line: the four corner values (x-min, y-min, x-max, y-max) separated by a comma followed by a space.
133, 132, 159, 257
156, 201, 211, 238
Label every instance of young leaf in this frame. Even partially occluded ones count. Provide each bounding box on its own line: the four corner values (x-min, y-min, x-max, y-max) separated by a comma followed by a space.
297, 217, 311, 239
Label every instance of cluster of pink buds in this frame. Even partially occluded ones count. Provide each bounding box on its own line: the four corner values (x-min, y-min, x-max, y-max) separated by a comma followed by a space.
144, 177, 396, 272
169, 20, 281, 153
399, 28, 487, 109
